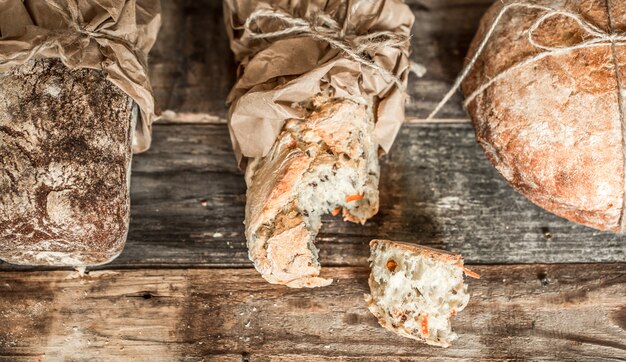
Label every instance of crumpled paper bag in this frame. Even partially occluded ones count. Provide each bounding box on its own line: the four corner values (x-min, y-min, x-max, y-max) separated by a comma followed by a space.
0, 0, 161, 153
224, 0, 414, 166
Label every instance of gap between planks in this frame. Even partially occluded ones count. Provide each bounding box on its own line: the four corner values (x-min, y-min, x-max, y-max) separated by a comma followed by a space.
157, 110, 471, 125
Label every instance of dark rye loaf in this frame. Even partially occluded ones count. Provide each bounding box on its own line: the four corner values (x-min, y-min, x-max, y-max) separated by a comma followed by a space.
0, 59, 136, 266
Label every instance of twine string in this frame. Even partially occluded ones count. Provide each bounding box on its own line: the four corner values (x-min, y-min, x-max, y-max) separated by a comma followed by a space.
243, 7, 410, 89
0, 0, 145, 69
426, 3, 626, 120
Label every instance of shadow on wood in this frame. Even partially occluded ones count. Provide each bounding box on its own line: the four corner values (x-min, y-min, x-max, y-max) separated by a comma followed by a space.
0, 264, 624, 360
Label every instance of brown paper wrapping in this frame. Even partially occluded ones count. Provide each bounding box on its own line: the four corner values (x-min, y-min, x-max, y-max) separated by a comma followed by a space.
0, 0, 161, 153
224, 0, 414, 166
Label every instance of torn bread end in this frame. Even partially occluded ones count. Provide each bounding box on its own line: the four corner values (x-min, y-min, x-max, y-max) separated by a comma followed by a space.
365, 240, 471, 347
245, 97, 379, 288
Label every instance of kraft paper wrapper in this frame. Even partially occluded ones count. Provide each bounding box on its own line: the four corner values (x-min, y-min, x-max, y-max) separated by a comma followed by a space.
224, 0, 414, 166
0, 0, 161, 153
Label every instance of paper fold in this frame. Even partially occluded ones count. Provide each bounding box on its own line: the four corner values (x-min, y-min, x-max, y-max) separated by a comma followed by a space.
224, 0, 415, 166
0, 0, 161, 153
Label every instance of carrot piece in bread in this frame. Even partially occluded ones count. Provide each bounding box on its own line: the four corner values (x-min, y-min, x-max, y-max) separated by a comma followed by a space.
365, 240, 471, 347
346, 194, 364, 202
331, 207, 341, 216
421, 315, 429, 336
243, 100, 379, 288
463, 267, 481, 279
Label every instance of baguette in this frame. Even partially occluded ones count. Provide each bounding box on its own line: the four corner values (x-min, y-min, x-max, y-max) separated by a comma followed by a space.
366, 240, 472, 347
245, 95, 379, 287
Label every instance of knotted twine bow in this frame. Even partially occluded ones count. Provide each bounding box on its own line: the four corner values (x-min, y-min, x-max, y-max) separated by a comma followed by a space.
243, 7, 410, 90
0, 0, 147, 70
0, 0, 159, 153
427, 2, 626, 120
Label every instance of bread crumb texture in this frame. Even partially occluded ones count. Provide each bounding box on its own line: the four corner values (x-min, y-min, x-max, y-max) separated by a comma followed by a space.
366, 240, 469, 347
0, 59, 135, 266
245, 96, 380, 287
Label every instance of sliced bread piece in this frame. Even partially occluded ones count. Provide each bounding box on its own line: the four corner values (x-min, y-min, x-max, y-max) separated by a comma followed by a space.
245, 96, 380, 288
366, 239, 475, 347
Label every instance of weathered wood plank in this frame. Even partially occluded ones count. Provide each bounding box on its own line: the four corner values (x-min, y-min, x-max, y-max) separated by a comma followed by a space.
0, 264, 624, 360
407, 0, 494, 119
2, 123, 625, 271
119, 123, 626, 266
149, 0, 236, 119
149, 0, 494, 122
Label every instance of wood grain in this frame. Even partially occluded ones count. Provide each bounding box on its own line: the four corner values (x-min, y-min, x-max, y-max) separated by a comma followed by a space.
149, 0, 236, 120
3, 123, 624, 271
105, 123, 626, 267
0, 264, 624, 360
148, 0, 495, 122
2, 1, 624, 361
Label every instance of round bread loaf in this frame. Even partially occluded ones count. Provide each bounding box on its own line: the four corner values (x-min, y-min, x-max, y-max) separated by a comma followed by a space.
461, 0, 626, 232
0, 59, 136, 266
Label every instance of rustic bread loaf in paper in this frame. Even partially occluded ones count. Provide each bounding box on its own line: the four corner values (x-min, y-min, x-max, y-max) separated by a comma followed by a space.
0, 59, 135, 266
461, 0, 626, 231
0, 0, 160, 266
366, 240, 472, 347
245, 96, 379, 287
225, 0, 414, 287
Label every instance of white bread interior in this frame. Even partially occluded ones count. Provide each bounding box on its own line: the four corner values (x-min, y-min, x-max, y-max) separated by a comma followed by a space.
245, 95, 379, 288
366, 240, 470, 347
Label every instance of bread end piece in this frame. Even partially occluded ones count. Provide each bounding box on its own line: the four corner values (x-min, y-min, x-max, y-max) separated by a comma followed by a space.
366, 240, 470, 347
245, 97, 379, 288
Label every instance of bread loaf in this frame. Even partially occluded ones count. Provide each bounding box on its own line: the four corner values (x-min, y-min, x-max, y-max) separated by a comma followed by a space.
245, 95, 379, 288
0, 59, 136, 266
462, 0, 626, 231
366, 240, 472, 347
225, 0, 413, 286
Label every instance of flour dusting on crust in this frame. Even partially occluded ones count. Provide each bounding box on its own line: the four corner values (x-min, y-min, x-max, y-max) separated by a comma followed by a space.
0, 59, 135, 266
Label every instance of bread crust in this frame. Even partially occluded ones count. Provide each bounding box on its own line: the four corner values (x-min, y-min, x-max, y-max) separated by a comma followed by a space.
369, 240, 463, 264
0, 59, 135, 266
245, 97, 379, 287
366, 239, 469, 347
461, 0, 626, 232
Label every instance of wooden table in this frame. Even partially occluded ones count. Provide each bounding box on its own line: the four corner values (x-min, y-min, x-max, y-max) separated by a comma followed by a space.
1, 0, 625, 360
